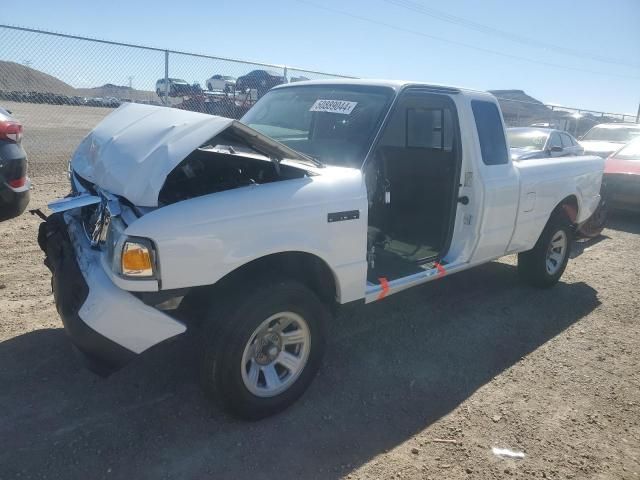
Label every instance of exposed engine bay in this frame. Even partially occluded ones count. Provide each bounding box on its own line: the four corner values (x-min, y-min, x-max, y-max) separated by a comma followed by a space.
158, 132, 309, 206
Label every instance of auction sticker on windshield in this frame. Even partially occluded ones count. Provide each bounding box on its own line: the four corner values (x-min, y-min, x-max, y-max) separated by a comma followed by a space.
310, 99, 358, 115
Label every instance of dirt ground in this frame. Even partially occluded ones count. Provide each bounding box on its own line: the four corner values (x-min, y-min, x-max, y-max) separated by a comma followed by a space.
1, 183, 639, 480
3, 101, 113, 177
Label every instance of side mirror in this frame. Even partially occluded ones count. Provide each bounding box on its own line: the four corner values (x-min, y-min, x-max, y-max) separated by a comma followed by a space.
550, 146, 563, 153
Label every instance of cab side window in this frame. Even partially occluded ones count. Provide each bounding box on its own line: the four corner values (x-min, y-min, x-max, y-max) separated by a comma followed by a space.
471, 100, 509, 165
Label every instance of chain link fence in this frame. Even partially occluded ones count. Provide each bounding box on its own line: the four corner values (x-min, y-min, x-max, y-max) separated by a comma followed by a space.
0, 25, 352, 182
0, 25, 636, 183
494, 92, 638, 139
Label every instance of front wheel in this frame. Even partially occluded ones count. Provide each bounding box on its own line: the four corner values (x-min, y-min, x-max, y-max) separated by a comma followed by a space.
518, 213, 573, 288
200, 279, 328, 420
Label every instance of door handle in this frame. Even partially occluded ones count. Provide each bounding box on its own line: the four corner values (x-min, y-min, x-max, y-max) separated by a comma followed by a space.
458, 196, 469, 205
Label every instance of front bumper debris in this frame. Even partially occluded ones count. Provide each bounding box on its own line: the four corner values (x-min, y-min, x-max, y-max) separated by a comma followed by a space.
38, 211, 186, 375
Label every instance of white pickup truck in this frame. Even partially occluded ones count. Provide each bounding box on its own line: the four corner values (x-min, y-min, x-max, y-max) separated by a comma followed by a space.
39, 80, 604, 419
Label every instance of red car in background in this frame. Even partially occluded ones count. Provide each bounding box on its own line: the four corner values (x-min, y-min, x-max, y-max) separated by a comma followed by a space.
603, 137, 640, 212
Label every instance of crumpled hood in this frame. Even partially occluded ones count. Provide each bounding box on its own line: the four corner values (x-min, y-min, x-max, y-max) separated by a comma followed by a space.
71, 103, 312, 207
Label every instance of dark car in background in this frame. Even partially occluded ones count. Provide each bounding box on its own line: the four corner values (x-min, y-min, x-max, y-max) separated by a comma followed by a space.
602, 137, 640, 212
235, 70, 285, 98
579, 123, 640, 158
507, 127, 584, 160
0, 107, 30, 221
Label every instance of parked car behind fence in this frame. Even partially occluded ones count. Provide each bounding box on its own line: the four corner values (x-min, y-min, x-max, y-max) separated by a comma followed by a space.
235, 70, 285, 98
206, 75, 235, 92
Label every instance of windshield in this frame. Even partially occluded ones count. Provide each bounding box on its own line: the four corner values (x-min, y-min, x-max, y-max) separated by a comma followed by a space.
614, 138, 640, 160
241, 85, 394, 168
582, 125, 640, 143
507, 129, 549, 150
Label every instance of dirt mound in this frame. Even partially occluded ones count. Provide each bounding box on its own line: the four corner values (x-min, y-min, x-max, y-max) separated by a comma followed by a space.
0, 61, 75, 95
0, 62, 156, 101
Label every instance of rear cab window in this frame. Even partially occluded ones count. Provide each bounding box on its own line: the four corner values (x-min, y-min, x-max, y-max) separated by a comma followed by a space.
471, 100, 509, 165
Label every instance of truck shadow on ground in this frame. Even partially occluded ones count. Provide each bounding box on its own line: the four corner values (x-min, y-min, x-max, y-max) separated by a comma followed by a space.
605, 210, 640, 235
0, 261, 600, 479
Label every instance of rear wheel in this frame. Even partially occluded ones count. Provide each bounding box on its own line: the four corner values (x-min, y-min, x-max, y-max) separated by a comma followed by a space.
199, 279, 328, 420
518, 213, 573, 288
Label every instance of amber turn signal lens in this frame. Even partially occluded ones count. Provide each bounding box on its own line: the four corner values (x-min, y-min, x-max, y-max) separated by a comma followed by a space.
121, 242, 153, 276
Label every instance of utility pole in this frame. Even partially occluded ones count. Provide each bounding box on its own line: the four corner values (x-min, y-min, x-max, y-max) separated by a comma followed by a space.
128, 76, 133, 90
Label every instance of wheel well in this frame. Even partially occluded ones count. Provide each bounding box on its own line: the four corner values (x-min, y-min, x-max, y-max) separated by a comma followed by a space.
556, 195, 578, 224
179, 252, 338, 322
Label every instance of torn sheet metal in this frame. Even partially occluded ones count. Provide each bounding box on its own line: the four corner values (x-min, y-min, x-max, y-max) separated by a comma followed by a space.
48, 194, 101, 213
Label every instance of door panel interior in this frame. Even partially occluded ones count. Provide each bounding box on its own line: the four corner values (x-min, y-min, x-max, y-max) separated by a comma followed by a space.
366, 91, 461, 282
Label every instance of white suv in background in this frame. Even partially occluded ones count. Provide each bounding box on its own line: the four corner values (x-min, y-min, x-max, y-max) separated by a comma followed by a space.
579, 123, 640, 158
206, 75, 236, 92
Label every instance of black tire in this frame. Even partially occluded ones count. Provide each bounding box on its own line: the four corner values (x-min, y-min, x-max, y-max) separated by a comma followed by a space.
518, 212, 573, 288
200, 278, 328, 420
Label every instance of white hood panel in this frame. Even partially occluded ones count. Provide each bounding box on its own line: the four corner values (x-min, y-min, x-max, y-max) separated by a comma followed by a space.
72, 103, 234, 207
71, 103, 312, 207
579, 140, 623, 154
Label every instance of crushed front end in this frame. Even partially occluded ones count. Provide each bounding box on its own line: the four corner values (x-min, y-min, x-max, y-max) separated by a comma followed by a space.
38, 178, 186, 375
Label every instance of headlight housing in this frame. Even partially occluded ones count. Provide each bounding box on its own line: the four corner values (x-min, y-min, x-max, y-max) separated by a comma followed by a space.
113, 237, 157, 279
103, 215, 158, 280
121, 240, 155, 277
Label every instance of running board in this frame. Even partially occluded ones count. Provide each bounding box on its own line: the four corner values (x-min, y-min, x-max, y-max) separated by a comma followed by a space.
365, 261, 467, 303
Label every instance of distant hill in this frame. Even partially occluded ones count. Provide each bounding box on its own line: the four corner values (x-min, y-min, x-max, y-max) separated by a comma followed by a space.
0, 61, 157, 102
0, 61, 76, 95
489, 89, 552, 120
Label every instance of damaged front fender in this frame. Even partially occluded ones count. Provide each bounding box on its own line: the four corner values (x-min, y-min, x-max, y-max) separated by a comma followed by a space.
38, 212, 186, 375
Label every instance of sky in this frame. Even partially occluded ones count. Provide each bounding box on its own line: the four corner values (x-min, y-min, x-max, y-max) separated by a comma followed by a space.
3, 0, 640, 114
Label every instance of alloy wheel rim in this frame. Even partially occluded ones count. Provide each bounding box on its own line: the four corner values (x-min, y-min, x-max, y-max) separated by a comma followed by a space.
546, 230, 567, 275
241, 312, 311, 397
